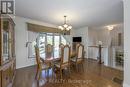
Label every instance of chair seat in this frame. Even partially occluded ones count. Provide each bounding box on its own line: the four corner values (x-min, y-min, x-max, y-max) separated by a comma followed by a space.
70, 57, 83, 63
55, 62, 69, 69
41, 63, 51, 70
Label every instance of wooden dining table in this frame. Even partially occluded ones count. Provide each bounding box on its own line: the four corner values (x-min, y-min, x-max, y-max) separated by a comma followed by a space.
40, 51, 76, 65
39, 51, 76, 78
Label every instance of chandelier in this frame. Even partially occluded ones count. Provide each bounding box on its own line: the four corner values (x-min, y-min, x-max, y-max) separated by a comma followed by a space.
58, 16, 72, 31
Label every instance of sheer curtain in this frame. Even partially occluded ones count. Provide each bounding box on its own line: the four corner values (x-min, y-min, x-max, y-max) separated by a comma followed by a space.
28, 31, 39, 58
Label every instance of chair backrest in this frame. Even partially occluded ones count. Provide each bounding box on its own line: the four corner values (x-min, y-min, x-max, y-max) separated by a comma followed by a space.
76, 44, 84, 59
60, 45, 70, 64
59, 43, 64, 48
46, 44, 53, 53
59, 43, 64, 57
35, 46, 41, 69
76, 43, 80, 49
46, 44, 53, 58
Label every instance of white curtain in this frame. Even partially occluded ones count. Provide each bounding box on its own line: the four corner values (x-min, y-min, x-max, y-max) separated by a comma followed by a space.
28, 31, 39, 58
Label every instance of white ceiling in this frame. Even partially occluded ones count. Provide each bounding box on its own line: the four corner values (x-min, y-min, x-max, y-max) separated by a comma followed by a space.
15, 0, 123, 29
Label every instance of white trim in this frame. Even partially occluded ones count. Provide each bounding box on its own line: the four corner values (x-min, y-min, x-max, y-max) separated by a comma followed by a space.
16, 63, 36, 69
123, 83, 130, 87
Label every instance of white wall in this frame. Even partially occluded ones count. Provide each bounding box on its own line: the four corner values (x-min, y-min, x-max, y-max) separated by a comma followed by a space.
87, 27, 110, 61
88, 24, 124, 47
110, 24, 124, 50
87, 23, 123, 66
88, 29, 98, 46
124, 0, 130, 87
74, 27, 88, 58
14, 16, 56, 69
73, 26, 114, 63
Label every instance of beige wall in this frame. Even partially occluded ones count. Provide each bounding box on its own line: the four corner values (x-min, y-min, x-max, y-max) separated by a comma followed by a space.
14, 16, 57, 69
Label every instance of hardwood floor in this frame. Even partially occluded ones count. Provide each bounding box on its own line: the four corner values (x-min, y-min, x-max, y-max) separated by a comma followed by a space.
13, 59, 123, 87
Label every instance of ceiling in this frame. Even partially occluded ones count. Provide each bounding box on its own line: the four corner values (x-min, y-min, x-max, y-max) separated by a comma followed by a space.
15, 0, 123, 29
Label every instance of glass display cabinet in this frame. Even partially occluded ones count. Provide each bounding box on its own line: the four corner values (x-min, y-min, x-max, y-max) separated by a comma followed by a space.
0, 15, 16, 87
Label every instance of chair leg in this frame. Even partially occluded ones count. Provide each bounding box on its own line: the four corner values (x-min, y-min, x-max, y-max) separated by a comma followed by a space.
69, 66, 71, 74
38, 71, 41, 81
76, 64, 78, 72
35, 68, 39, 80
38, 70, 42, 80
53, 68, 57, 79
36, 79, 39, 87
68, 66, 71, 78
60, 69, 63, 79
47, 69, 49, 77
54, 67, 58, 79
82, 63, 84, 72
45, 70, 47, 76
46, 69, 49, 81
52, 68, 54, 79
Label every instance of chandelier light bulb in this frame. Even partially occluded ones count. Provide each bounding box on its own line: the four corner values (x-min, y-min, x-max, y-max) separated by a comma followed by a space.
63, 24, 68, 28
61, 27, 64, 30
58, 26, 62, 29
107, 26, 114, 31
58, 26, 64, 30
68, 26, 72, 29
66, 27, 70, 31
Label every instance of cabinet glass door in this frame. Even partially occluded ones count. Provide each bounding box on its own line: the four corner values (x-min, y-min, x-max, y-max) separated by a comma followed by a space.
2, 21, 9, 62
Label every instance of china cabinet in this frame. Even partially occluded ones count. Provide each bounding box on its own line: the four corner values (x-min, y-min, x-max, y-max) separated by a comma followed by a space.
0, 15, 16, 87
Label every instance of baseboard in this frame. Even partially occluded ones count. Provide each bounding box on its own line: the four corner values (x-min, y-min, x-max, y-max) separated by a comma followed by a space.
87, 58, 97, 61
123, 83, 130, 87
16, 63, 36, 69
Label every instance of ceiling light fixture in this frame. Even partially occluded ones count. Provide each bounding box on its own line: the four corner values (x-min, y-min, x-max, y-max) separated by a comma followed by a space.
107, 26, 114, 31
58, 16, 72, 31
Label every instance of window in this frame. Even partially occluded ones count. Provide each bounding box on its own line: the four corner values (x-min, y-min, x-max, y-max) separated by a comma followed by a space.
61, 35, 67, 45
28, 32, 68, 59
38, 34, 46, 58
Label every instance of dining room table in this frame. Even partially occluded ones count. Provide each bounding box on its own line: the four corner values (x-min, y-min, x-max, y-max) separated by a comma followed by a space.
40, 50, 77, 67
39, 50, 77, 78
42, 49, 76, 60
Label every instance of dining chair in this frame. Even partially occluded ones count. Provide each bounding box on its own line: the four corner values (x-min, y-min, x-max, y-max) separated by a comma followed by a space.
46, 44, 53, 58
54, 45, 70, 79
70, 44, 84, 72
59, 43, 64, 57
35, 45, 50, 80
59, 43, 64, 48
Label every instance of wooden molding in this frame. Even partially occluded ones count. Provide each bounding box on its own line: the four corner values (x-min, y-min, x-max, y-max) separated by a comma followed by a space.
27, 23, 70, 34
